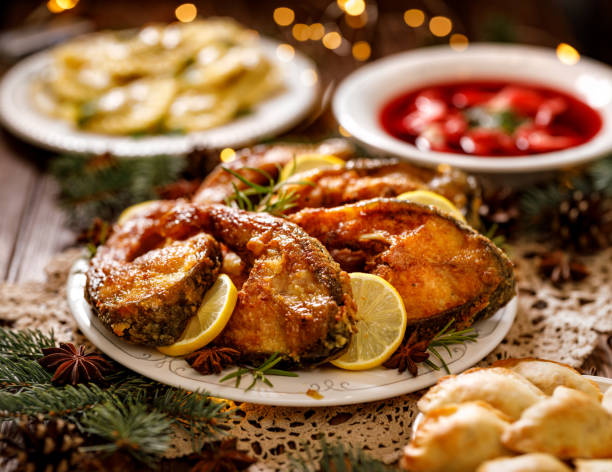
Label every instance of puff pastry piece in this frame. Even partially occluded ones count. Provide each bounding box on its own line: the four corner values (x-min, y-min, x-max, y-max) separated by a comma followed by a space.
602, 388, 612, 414
493, 358, 601, 400
417, 367, 546, 420
476, 454, 572, 472
401, 401, 511, 472
574, 459, 612, 471
503, 386, 612, 459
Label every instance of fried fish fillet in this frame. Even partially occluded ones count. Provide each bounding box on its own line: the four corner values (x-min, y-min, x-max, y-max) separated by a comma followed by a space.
193, 139, 354, 204
289, 199, 515, 341
87, 200, 356, 366
86, 201, 222, 346
281, 158, 477, 215
200, 205, 356, 366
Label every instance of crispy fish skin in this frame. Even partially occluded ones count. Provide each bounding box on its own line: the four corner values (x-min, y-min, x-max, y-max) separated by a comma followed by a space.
86, 201, 222, 346
199, 205, 356, 367
283, 158, 477, 215
289, 199, 515, 342
193, 139, 354, 204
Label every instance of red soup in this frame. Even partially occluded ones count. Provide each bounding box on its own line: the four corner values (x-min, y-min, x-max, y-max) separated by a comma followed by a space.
380, 80, 602, 156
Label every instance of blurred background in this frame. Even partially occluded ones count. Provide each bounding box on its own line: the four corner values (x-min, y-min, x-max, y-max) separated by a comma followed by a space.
1, 0, 611, 78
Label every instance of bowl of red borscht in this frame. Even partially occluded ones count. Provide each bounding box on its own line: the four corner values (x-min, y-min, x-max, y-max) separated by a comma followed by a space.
333, 44, 612, 173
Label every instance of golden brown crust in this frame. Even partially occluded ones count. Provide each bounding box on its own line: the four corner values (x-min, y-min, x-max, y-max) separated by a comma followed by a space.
289, 199, 516, 343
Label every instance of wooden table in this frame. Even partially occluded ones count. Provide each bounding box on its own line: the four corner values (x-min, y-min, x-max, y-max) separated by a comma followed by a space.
0, 0, 609, 377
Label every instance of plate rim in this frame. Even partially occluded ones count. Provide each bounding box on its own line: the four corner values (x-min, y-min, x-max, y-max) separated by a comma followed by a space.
0, 37, 319, 157
67, 257, 518, 406
333, 42, 612, 173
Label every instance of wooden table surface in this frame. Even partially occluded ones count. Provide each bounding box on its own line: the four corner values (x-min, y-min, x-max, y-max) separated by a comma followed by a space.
0, 0, 609, 378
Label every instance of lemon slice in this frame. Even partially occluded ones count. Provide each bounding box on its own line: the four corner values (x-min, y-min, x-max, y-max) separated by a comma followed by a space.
396, 189, 467, 224
331, 273, 407, 371
279, 153, 345, 181
157, 274, 238, 357
117, 200, 159, 225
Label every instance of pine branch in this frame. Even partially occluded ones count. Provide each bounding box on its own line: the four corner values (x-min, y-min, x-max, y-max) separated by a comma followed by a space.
150, 388, 232, 442
589, 155, 612, 196
81, 398, 173, 466
289, 438, 392, 472
50, 154, 187, 229
0, 328, 56, 359
0, 357, 52, 391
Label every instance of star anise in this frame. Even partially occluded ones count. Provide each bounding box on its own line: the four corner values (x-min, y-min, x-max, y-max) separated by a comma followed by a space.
188, 438, 256, 472
186, 347, 240, 375
383, 331, 430, 376
538, 250, 590, 286
38, 343, 113, 385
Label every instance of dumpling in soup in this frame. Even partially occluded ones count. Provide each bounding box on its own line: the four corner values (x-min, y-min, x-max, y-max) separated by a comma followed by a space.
493, 358, 601, 400
401, 401, 511, 472
503, 386, 612, 459
417, 367, 545, 420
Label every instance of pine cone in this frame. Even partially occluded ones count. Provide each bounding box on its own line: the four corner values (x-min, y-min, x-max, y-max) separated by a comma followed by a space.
552, 190, 612, 253
0, 415, 84, 472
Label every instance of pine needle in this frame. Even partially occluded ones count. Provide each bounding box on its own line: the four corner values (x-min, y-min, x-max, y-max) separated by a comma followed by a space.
426, 319, 479, 374
220, 353, 298, 391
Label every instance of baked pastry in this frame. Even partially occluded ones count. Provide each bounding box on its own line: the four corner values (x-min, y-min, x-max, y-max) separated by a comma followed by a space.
503, 386, 612, 459
602, 387, 612, 414
476, 453, 572, 472
574, 459, 612, 471
417, 367, 545, 420
401, 401, 511, 472
493, 358, 601, 400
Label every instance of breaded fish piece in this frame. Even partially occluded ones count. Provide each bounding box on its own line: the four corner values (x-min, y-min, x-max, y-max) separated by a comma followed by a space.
289, 199, 515, 341
200, 205, 356, 366
86, 201, 222, 346
282, 158, 476, 215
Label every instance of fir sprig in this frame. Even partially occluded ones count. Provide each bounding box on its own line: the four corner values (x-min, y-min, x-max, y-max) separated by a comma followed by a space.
0, 328, 56, 359
289, 438, 392, 472
425, 319, 479, 374
81, 399, 173, 466
220, 353, 298, 391
222, 164, 313, 216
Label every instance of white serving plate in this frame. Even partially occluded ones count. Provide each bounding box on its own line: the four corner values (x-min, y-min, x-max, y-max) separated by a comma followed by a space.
333, 43, 612, 173
68, 257, 517, 406
0, 38, 318, 157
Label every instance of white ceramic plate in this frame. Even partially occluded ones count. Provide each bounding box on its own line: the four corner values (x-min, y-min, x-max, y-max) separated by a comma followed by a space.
334, 43, 612, 173
412, 376, 612, 433
0, 38, 318, 157
67, 257, 517, 406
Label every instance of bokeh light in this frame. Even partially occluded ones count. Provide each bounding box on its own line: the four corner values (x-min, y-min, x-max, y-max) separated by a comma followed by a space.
404, 9, 425, 27
175, 3, 197, 23
352, 41, 371, 61
56, 0, 79, 9
322, 32, 342, 50
220, 148, 236, 162
449, 33, 469, 51
345, 0, 366, 16
273, 7, 295, 26
47, 0, 64, 13
345, 11, 368, 28
557, 43, 580, 65
429, 16, 452, 37
292, 24, 310, 41
276, 43, 295, 62
309, 23, 326, 40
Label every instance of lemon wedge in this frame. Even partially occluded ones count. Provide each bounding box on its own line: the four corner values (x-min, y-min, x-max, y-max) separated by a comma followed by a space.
157, 274, 237, 357
331, 273, 407, 371
117, 200, 159, 225
279, 153, 345, 182
396, 189, 467, 224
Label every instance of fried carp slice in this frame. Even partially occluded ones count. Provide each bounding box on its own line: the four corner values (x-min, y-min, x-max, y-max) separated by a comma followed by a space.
86, 201, 222, 346
289, 199, 515, 342
282, 158, 476, 215
199, 205, 356, 366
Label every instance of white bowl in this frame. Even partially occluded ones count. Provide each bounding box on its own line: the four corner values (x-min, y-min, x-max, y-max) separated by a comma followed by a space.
333, 43, 612, 173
